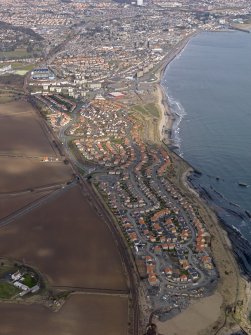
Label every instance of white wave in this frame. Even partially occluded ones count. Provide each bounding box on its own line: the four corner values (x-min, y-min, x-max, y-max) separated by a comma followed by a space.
231, 224, 242, 234
160, 84, 187, 155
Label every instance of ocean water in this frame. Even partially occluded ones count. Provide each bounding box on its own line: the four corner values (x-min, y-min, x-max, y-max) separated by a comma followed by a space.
163, 32, 251, 249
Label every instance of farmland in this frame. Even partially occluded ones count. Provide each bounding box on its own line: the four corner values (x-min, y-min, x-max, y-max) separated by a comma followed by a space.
0, 100, 56, 155
0, 185, 127, 290
0, 157, 72, 192
0, 190, 52, 220
0, 295, 128, 335
0, 99, 129, 333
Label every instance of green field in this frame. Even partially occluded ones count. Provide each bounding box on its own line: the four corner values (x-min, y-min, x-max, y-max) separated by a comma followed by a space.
22, 274, 37, 288
15, 70, 29, 76
0, 95, 17, 103
0, 62, 35, 77
0, 48, 31, 60
0, 282, 20, 299
133, 103, 160, 118
0, 62, 34, 70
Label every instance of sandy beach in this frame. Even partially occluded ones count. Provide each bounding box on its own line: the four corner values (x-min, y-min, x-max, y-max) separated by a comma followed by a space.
156, 84, 173, 144
155, 32, 197, 145
156, 293, 223, 335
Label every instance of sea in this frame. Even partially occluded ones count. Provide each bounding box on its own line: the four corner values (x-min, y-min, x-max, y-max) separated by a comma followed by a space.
163, 31, 251, 278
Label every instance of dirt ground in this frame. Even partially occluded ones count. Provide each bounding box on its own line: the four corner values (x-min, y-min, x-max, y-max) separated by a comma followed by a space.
156, 292, 223, 335
0, 190, 52, 220
0, 100, 56, 156
0, 157, 72, 192
0, 98, 129, 333
0, 185, 127, 290
0, 294, 128, 335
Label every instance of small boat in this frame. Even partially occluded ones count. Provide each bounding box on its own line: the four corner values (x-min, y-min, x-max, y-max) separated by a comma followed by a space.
238, 182, 249, 187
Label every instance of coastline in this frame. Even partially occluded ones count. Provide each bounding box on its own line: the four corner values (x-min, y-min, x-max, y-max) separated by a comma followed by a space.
155, 31, 198, 146
154, 32, 251, 335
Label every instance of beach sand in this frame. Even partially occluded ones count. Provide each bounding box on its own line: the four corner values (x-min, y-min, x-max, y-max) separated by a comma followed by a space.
156, 84, 173, 144
155, 32, 197, 145
156, 293, 223, 335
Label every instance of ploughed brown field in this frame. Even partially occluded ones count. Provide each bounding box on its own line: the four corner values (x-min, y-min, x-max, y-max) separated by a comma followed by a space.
0, 190, 52, 220
0, 294, 128, 335
0, 99, 129, 333
0, 185, 127, 290
0, 100, 55, 155
0, 157, 72, 193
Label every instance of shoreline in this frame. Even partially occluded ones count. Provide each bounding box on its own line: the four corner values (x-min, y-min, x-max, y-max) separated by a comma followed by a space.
154, 32, 251, 334
155, 31, 198, 145
157, 29, 251, 279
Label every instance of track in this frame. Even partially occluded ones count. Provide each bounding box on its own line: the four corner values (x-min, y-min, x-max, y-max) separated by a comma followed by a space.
0, 182, 69, 197
0, 151, 62, 161
0, 181, 76, 229
52, 285, 129, 297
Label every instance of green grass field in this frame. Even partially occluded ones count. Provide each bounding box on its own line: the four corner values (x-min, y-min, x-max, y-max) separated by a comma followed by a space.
0, 282, 20, 299
0, 95, 17, 103
0, 62, 34, 70
22, 274, 37, 288
133, 103, 160, 118
0, 62, 35, 77
0, 48, 31, 59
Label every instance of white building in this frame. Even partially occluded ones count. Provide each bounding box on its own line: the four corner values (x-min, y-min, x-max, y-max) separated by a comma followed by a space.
11, 270, 22, 281
0, 65, 12, 74
137, 0, 143, 6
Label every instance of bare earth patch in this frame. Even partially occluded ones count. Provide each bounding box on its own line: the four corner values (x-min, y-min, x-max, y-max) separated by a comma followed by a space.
0, 294, 128, 335
0, 190, 52, 220
156, 292, 223, 335
0, 185, 127, 290
0, 100, 55, 156
0, 157, 72, 192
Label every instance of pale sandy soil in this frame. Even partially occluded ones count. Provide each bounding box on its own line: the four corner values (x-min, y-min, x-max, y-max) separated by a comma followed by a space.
232, 23, 251, 31
156, 84, 173, 143
156, 292, 223, 335
156, 85, 169, 141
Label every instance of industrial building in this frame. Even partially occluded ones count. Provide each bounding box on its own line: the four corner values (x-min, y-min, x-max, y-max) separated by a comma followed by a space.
31, 68, 55, 81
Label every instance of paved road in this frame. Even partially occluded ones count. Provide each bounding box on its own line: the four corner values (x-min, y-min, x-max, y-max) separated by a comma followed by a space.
58, 103, 94, 174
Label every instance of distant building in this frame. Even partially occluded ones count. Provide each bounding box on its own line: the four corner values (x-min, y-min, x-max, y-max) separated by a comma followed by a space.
31, 68, 55, 81
109, 91, 124, 99
137, 0, 143, 6
11, 270, 22, 282
0, 65, 12, 74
